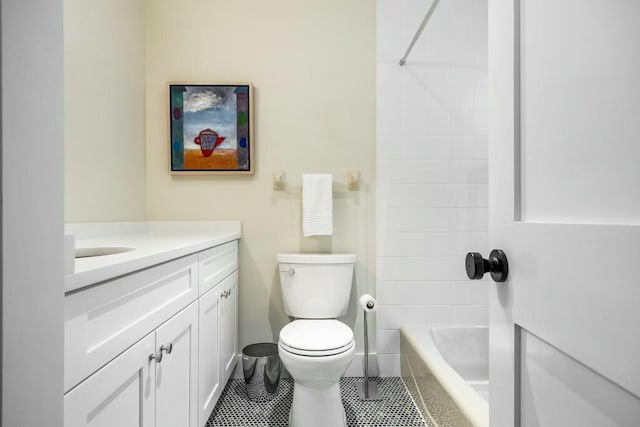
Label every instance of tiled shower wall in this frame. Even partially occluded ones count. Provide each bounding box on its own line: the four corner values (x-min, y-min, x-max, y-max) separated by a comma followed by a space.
375, 0, 489, 376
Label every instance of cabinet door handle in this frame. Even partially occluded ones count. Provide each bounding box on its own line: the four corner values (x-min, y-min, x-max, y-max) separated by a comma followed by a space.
149, 351, 163, 363
160, 343, 173, 355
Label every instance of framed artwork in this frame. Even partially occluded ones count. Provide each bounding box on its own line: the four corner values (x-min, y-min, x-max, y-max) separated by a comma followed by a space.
169, 83, 254, 174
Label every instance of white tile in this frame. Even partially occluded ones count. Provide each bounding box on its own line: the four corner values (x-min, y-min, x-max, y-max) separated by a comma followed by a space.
377, 330, 400, 354
402, 108, 450, 135
377, 354, 401, 377
403, 135, 451, 159
472, 160, 488, 183
450, 135, 475, 159
449, 232, 472, 255
475, 111, 488, 136
376, 281, 402, 305
449, 208, 473, 231
376, 0, 489, 338
474, 87, 488, 112
377, 86, 403, 112
471, 0, 488, 17
377, 256, 450, 281
384, 207, 451, 232
451, 111, 474, 134
377, 0, 404, 38
377, 36, 405, 62
380, 231, 449, 257
344, 354, 378, 377
376, 305, 402, 329
474, 136, 488, 159
402, 85, 448, 112
402, 306, 427, 325
472, 232, 489, 255
440, 0, 476, 15
452, 184, 473, 207
376, 134, 401, 160
387, 184, 451, 207
471, 208, 488, 232
387, 160, 451, 183
401, 63, 451, 87
424, 304, 452, 324
377, 109, 403, 136
449, 281, 483, 304
450, 305, 488, 325
450, 66, 484, 87
449, 256, 469, 281
377, 61, 404, 87
451, 86, 476, 112
448, 13, 474, 41
403, 304, 451, 325
474, 281, 490, 305
402, 282, 451, 305
450, 160, 475, 183
471, 184, 488, 207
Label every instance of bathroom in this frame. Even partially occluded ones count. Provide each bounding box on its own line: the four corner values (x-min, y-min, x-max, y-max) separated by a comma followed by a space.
3, 0, 639, 426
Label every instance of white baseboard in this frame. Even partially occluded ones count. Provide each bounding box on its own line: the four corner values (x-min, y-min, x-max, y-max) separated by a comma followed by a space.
231, 352, 381, 380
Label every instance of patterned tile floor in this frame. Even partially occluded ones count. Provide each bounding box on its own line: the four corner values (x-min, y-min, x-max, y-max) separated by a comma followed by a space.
207, 377, 428, 427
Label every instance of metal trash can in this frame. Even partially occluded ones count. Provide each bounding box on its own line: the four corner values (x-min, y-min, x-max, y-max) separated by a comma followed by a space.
242, 343, 281, 402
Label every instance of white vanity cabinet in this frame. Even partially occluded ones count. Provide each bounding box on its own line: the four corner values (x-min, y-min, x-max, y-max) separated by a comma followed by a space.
64, 332, 156, 427
219, 272, 238, 382
65, 302, 198, 427
197, 243, 239, 426
64, 239, 239, 427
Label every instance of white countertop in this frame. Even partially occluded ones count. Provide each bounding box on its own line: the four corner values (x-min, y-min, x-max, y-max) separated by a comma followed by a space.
65, 221, 241, 293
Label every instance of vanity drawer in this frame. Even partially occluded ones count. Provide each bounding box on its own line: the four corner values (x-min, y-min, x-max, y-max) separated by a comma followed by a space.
64, 254, 198, 392
198, 241, 238, 296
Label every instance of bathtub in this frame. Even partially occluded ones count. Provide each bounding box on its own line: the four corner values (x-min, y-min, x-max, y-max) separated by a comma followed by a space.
400, 325, 489, 427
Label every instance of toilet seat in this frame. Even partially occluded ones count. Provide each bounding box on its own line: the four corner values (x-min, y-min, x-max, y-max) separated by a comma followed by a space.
279, 319, 354, 357
279, 340, 354, 357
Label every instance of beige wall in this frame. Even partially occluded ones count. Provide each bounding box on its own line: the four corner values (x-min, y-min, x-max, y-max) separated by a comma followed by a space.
64, 0, 146, 222
145, 0, 376, 355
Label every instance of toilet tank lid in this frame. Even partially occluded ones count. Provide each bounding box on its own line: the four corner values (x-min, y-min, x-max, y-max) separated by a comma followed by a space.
277, 253, 356, 264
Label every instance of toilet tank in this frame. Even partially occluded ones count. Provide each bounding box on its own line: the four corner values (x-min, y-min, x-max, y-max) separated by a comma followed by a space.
277, 253, 356, 318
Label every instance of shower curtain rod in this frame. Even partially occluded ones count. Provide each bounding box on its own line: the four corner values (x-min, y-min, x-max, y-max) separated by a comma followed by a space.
399, 0, 441, 66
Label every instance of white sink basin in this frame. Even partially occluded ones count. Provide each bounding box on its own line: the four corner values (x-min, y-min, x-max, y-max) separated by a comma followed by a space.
75, 247, 135, 259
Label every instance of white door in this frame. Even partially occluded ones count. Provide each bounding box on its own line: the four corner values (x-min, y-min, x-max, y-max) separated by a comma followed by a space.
488, 0, 640, 425
64, 333, 155, 427
220, 272, 238, 382
199, 286, 221, 426
155, 302, 199, 427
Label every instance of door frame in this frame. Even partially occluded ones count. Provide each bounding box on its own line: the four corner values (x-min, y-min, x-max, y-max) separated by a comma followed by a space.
1, 0, 65, 424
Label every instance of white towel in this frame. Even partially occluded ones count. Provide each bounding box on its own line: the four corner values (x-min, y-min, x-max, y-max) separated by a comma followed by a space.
302, 174, 333, 236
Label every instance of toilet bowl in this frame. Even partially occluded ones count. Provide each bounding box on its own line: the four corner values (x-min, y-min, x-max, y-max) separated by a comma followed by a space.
278, 320, 355, 427
276, 253, 356, 427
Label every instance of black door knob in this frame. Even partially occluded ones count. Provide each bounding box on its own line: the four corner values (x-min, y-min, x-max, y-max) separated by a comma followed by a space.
465, 249, 509, 282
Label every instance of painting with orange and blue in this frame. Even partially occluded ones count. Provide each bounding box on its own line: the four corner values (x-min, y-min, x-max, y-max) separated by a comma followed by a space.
170, 84, 253, 174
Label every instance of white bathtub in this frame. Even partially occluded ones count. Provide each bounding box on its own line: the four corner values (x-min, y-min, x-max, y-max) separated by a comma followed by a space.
400, 325, 489, 427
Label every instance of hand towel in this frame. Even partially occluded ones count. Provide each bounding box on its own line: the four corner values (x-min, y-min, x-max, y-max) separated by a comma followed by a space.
303, 174, 333, 236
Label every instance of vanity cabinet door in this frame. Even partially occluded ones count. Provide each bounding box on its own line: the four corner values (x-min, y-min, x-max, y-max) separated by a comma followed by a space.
155, 301, 199, 427
64, 333, 155, 427
220, 271, 238, 383
198, 286, 221, 426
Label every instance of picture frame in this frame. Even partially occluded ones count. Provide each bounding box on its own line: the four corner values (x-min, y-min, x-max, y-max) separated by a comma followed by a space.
169, 83, 254, 175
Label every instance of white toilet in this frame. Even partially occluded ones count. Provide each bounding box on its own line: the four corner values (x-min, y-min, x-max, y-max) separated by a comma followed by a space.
277, 253, 356, 427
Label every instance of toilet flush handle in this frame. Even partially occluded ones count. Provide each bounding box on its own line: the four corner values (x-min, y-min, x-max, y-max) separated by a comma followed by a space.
286, 268, 295, 276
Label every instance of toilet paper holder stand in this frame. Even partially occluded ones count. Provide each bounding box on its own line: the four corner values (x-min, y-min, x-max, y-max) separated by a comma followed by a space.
357, 300, 383, 401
